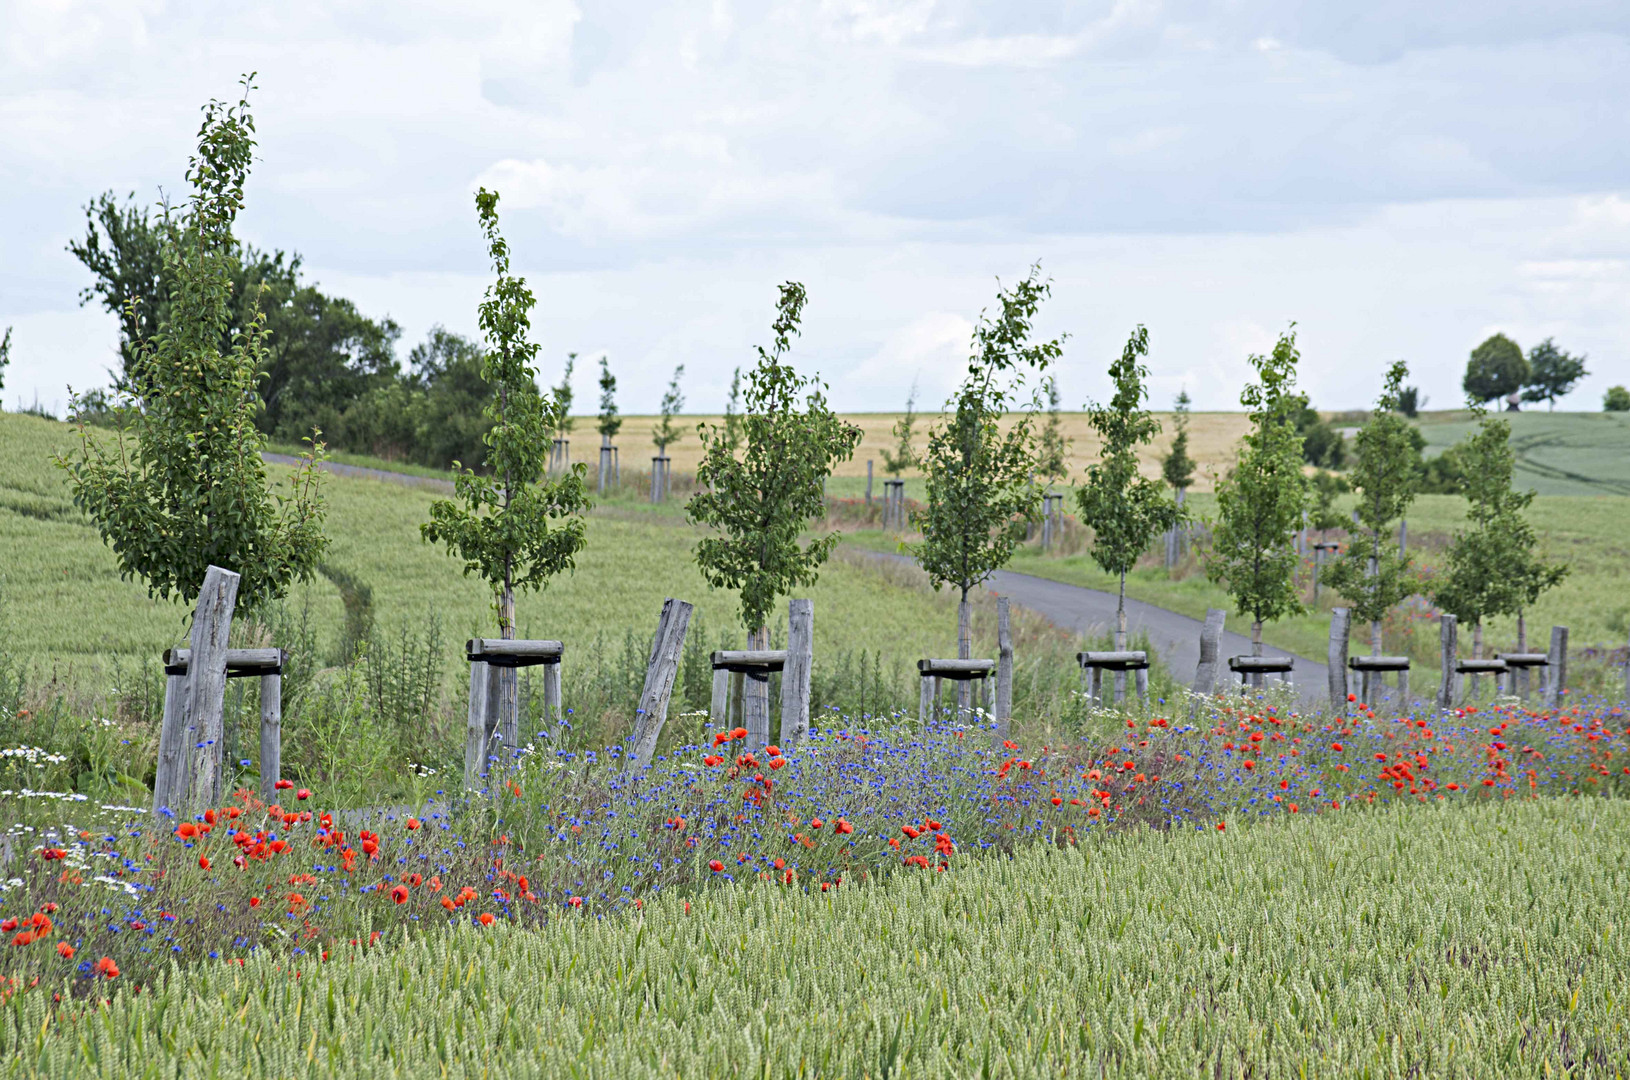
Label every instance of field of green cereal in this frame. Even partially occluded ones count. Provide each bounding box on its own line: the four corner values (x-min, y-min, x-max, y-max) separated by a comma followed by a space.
5, 798, 1627, 1078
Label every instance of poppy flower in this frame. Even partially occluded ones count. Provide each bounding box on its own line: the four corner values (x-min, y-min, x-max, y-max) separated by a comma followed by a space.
275, 779, 294, 790
902, 826, 920, 839
708, 860, 725, 872
197, 856, 211, 870
835, 819, 853, 834
406, 873, 422, 887
249, 897, 261, 908
95, 957, 119, 979
176, 823, 198, 839
1216, 822, 1226, 832
731, 727, 748, 741
768, 758, 786, 770
391, 885, 409, 904
296, 788, 311, 801
478, 913, 495, 926
405, 818, 421, 831
765, 745, 781, 757
56, 942, 73, 959
1331, 743, 1344, 752
441, 897, 456, 911
568, 896, 583, 908
810, 818, 823, 829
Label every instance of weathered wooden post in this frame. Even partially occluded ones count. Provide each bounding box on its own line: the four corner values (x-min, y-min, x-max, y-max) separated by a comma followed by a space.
994, 597, 1013, 742
1328, 607, 1351, 717
916, 659, 994, 723
464, 639, 564, 788
626, 599, 694, 772
1041, 493, 1053, 552
918, 673, 934, 723
779, 599, 814, 749
1438, 614, 1457, 711
710, 664, 730, 725
1192, 609, 1225, 704
711, 647, 786, 750
650, 456, 670, 503
160, 646, 284, 809
1547, 625, 1568, 710
865, 460, 873, 508
599, 434, 614, 494
179, 566, 240, 812
1077, 651, 1149, 707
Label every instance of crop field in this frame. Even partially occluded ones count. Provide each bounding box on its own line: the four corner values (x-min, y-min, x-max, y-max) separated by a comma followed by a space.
3, 795, 1628, 1077
1416, 410, 1630, 497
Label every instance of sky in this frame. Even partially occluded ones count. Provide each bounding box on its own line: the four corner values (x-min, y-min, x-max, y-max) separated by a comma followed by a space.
2, 0, 1626, 416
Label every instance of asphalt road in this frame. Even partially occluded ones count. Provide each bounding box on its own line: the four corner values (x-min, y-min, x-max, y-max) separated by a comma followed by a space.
857, 550, 1327, 704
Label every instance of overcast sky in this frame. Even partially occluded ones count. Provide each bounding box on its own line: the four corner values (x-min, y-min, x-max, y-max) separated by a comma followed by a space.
2, 1, 1626, 415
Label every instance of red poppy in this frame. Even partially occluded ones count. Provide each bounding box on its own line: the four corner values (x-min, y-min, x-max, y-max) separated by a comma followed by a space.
835, 819, 853, 834
275, 779, 294, 790
765, 745, 781, 757
568, 896, 583, 908
708, 860, 725, 872
95, 957, 119, 979
902, 825, 920, 839
197, 856, 211, 870
810, 818, 823, 829
176, 822, 198, 839
478, 913, 495, 926
249, 897, 261, 908
1216, 822, 1226, 831
391, 885, 409, 904
768, 758, 786, 770
56, 942, 73, 959
296, 788, 311, 801
731, 727, 748, 741
1331, 743, 1344, 752
441, 896, 456, 911
405, 818, 421, 830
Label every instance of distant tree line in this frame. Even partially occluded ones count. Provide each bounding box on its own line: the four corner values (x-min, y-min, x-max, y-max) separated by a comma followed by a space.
69, 191, 497, 469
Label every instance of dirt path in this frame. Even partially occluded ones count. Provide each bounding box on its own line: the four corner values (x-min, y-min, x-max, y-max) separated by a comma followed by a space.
263, 452, 1328, 703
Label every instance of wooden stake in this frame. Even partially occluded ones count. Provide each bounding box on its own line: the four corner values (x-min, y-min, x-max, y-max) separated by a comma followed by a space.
180, 566, 240, 813
627, 598, 695, 772
258, 673, 281, 804
780, 599, 814, 749
1547, 625, 1568, 711
994, 597, 1013, 741
1328, 607, 1351, 717
1437, 614, 1457, 710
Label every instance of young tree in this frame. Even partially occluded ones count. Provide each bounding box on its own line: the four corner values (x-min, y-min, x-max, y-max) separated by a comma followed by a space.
553, 353, 576, 439
722, 366, 743, 454
0, 326, 11, 399
1036, 376, 1070, 483
1606, 385, 1630, 412
1432, 404, 1566, 673
1323, 362, 1422, 659
915, 266, 1063, 693
1205, 329, 1308, 664
1161, 389, 1196, 494
597, 356, 621, 491
1522, 338, 1587, 411
56, 79, 329, 614
1463, 334, 1528, 408
880, 379, 919, 477
689, 283, 861, 744
421, 188, 590, 760
1077, 326, 1183, 657
653, 366, 686, 455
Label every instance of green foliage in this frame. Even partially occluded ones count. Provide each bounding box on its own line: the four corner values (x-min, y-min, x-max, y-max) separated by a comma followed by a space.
1463, 333, 1528, 405
721, 366, 743, 454
688, 283, 862, 633
1307, 470, 1350, 532
1522, 338, 1587, 410
913, 266, 1062, 602
1434, 405, 1568, 631
1076, 327, 1182, 587
420, 189, 590, 633
653, 366, 685, 453
1396, 384, 1425, 418
1290, 399, 1346, 469
1160, 388, 1196, 491
597, 357, 622, 438
552, 353, 576, 438
880, 379, 920, 477
1322, 362, 1421, 631
0, 325, 10, 396
1036, 376, 1070, 482
1206, 328, 1307, 632
54, 79, 329, 613
1606, 385, 1630, 412
67, 191, 401, 440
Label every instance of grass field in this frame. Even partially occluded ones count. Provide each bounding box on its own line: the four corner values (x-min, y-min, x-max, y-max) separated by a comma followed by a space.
5, 797, 1628, 1077
1416, 409, 1630, 497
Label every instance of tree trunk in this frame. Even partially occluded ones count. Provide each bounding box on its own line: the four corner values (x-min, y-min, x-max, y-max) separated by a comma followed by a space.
1471, 618, 1484, 698
956, 594, 972, 721
496, 581, 519, 766
1516, 610, 1529, 699
1250, 619, 1263, 688
743, 625, 771, 750
1115, 571, 1129, 702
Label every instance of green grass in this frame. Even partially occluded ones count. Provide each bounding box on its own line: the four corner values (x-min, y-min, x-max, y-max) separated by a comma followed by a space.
7, 797, 1628, 1077
1415, 410, 1630, 497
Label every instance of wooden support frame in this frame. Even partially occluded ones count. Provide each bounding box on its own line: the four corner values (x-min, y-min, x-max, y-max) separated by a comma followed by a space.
464, 638, 566, 792
1226, 655, 1293, 690
163, 646, 287, 805
916, 658, 995, 723
1076, 650, 1150, 707
1347, 654, 1410, 711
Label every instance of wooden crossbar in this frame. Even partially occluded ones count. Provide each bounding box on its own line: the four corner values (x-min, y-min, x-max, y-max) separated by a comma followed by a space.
1076, 650, 1150, 671
465, 639, 564, 667
163, 647, 284, 678
711, 650, 787, 673
916, 658, 995, 680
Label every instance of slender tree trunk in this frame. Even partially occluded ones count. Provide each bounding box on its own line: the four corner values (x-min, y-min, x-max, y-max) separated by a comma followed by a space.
1251, 618, 1263, 689
1471, 617, 1484, 698
1115, 571, 1129, 702
1516, 610, 1529, 699
956, 592, 972, 720
496, 573, 519, 767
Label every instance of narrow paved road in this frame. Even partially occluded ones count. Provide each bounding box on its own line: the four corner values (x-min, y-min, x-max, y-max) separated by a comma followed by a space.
263, 452, 1327, 702
858, 550, 1327, 704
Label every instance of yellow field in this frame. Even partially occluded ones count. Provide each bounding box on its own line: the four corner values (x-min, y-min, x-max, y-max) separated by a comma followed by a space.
587, 411, 1253, 491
